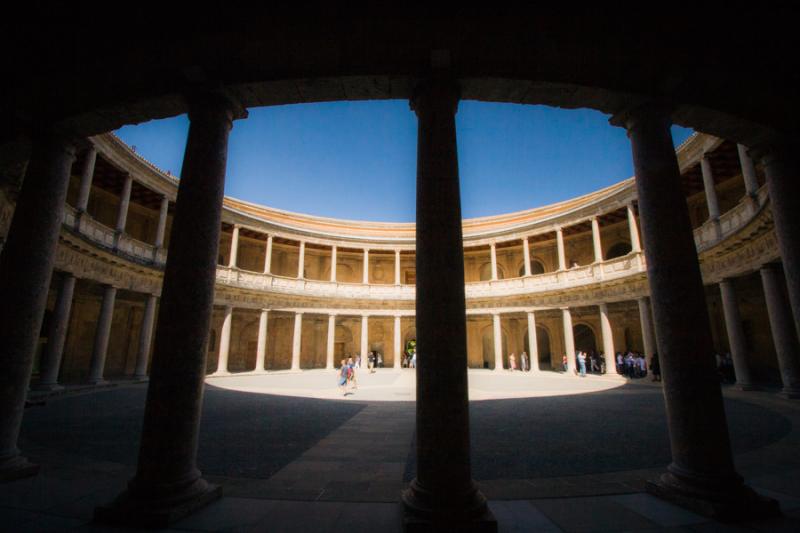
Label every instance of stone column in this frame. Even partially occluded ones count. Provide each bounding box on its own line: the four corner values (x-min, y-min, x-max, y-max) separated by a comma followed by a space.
760, 264, 800, 397
263, 235, 273, 274
255, 309, 268, 373
362, 248, 369, 284
154, 196, 169, 249
134, 294, 157, 379
297, 241, 305, 279
35, 273, 77, 391
395, 249, 401, 285
75, 144, 97, 213
330, 245, 337, 282
556, 227, 566, 270
394, 315, 402, 369
326, 314, 336, 370
360, 315, 369, 360
592, 217, 603, 263
761, 144, 800, 347
96, 92, 245, 526
527, 311, 539, 372
627, 203, 642, 253
737, 144, 759, 196
612, 104, 775, 520
0, 131, 75, 481
490, 242, 498, 280
719, 279, 755, 390
228, 225, 239, 268
214, 305, 232, 375
401, 77, 492, 529
523, 238, 532, 276
492, 313, 503, 371
115, 174, 134, 234
562, 308, 576, 375
599, 303, 617, 375
638, 297, 656, 364
291, 312, 302, 371
701, 156, 720, 221
87, 284, 117, 384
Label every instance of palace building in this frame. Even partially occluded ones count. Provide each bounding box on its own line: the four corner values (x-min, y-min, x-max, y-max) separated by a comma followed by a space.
1, 10, 799, 531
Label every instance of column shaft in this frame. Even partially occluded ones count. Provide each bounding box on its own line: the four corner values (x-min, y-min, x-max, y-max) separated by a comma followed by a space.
492, 313, 503, 371
37, 273, 77, 390
394, 315, 402, 369
216, 306, 232, 374
326, 315, 336, 370
297, 241, 305, 279
562, 308, 576, 375
613, 105, 767, 517
638, 297, 656, 362
154, 196, 169, 249
264, 235, 272, 274
88, 285, 117, 384
762, 145, 800, 345
592, 217, 603, 262
402, 77, 489, 526
719, 280, 754, 389
228, 226, 239, 268
523, 238, 532, 276
556, 228, 566, 270
103, 93, 244, 523
599, 303, 616, 373
628, 203, 642, 253
737, 144, 759, 196
701, 156, 720, 220
360, 315, 369, 359
362, 249, 369, 284
0, 132, 75, 479
330, 245, 337, 282
256, 309, 268, 372
760, 264, 800, 396
527, 311, 539, 372
490, 242, 498, 280
291, 312, 302, 371
115, 174, 134, 233
134, 295, 157, 379
395, 250, 401, 284
75, 144, 97, 212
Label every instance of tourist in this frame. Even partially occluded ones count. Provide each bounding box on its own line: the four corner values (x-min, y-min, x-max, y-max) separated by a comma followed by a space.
338, 359, 349, 396
368, 351, 376, 373
651, 352, 661, 381
509, 353, 517, 371
377, 353, 383, 368
356, 354, 362, 369
411, 351, 417, 369
637, 353, 647, 378
347, 357, 358, 389
590, 350, 600, 373
577, 350, 587, 377
616, 352, 623, 374
561, 354, 568, 372
520, 351, 528, 372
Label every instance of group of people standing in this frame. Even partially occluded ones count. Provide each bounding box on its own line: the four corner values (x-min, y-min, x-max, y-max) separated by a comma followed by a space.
506, 351, 532, 371
559, 349, 662, 381
337, 357, 359, 396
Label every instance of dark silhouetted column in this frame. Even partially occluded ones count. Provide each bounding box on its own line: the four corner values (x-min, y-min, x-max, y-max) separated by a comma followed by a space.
133, 294, 157, 379
760, 263, 800, 397
35, 272, 77, 391
612, 104, 778, 520
0, 132, 75, 481
95, 91, 245, 526
401, 77, 494, 532
760, 144, 800, 345
87, 284, 116, 385
719, 279, 754, 390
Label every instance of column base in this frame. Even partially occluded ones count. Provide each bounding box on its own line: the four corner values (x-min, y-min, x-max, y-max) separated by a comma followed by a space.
401, 479, 496, 533
646, 471, 780, 522
736, 383, 759, 392
95, 480, 221, 528
780, 387, 800, 399
30, 382, 64, 392
0, 454, 40, 482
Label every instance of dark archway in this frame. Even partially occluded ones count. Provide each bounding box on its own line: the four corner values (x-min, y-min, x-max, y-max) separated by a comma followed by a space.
523, 326, 552, 370
573, 323, 597, 353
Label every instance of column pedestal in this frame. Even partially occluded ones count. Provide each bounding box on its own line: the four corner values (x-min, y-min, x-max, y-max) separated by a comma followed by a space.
613, 103, 778, 521
95, 91, 245, 526
401, 77, 494, 532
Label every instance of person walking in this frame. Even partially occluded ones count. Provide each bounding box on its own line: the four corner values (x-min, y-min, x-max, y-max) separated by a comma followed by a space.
338, 359, 350, 396
577, 350, 587, 377
509, 353, 517, 371
520, 351, 528, 372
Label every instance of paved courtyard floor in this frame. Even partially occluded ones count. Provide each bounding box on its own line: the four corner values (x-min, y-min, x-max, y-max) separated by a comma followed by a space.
3, 369, 800, 531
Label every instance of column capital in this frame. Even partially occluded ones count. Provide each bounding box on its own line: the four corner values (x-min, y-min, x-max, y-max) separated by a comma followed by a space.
410, 77, 460, 117
609, 101, 673, 133
184, 88, 248, 124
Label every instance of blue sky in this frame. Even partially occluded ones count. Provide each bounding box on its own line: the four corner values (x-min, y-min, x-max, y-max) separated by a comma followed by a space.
116, 101, 693, 222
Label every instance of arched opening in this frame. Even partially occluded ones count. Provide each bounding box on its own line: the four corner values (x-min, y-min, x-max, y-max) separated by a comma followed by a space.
518, 259, 546, 277
573, 323, 597, 353
606, 241, 633, 260
334, 324, 354, 361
